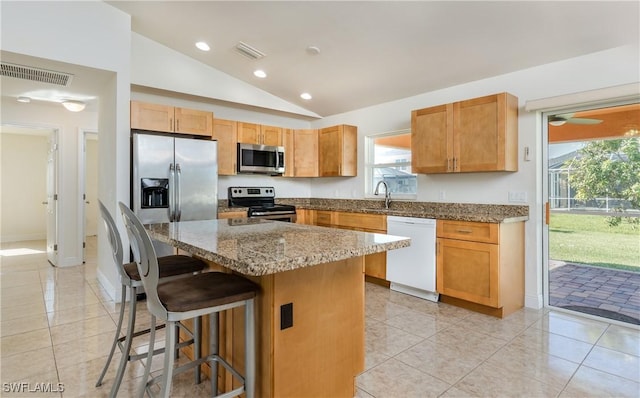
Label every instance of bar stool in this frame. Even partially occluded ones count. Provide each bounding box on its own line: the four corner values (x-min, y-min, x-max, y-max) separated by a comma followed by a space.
119, 202, 259, 398
95, 201, 207, 397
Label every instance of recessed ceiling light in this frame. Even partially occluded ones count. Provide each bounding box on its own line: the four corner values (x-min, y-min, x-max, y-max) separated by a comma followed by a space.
195, 41, 210, 51
253, 69, 267, 78
17, 96, 31, 103
300, 93, 312, 100
306, 46, 321, 55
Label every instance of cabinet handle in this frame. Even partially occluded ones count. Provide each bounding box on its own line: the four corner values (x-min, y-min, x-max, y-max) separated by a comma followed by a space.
455, 229, 473, 234
453, 157, 458, 172
447, 158, 451, 172
169, 118, 173, 131
176, 119, 180, 131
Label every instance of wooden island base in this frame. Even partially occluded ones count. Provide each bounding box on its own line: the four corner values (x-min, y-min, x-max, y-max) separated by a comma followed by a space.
180, 256, 365, 397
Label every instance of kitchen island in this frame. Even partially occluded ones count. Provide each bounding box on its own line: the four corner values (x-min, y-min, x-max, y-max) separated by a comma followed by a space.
145, 218, 409, 397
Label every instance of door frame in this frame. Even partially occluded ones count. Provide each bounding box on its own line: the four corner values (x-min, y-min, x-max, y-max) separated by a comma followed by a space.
541, 98, 639, 310
78, 129, 98, 263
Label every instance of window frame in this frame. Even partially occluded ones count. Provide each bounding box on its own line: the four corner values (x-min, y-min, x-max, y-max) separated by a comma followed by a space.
364, 129, 417, 200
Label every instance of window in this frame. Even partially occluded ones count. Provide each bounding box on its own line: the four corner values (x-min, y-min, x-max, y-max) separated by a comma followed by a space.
365, 130, 417, 198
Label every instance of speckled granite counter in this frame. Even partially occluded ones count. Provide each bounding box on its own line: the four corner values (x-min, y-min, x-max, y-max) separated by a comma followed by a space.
218, 198, 528, 223
146, 218, 409, 276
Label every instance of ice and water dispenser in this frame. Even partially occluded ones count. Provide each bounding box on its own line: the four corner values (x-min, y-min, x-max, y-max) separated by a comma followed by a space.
141, 178, 169, 208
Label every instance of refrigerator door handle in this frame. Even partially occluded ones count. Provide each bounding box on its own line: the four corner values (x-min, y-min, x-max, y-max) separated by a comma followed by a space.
175, 163, 182, 221
169, 163, 176, 222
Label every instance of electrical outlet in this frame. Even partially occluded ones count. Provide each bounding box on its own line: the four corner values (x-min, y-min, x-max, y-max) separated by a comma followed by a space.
508, 191, 528, 203
439, 190, 446, 200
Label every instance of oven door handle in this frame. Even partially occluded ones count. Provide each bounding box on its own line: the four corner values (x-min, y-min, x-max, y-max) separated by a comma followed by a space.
251, 210, 296, 216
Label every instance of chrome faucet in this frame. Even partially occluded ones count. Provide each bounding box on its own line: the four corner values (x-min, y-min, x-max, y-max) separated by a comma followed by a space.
374, 180, 392, 209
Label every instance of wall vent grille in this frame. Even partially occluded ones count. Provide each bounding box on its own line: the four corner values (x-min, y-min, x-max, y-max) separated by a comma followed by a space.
234, 41, 266, 60
0, 62, 74, 86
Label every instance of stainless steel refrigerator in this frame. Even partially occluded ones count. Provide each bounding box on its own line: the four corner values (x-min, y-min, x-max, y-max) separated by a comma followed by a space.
132, 132, 218, 255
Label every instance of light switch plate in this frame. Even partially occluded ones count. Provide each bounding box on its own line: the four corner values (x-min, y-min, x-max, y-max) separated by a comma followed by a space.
508, 191, 528, 203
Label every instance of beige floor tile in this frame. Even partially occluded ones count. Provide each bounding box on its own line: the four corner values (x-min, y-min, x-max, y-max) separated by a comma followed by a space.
395, 339, 485, 384
427, 324, 509, 359
512, 327, 594, 363
457, 311, 530, 340
0, 270, 42, 289
357, 358, 451, 398
0, 370, 61, 398
355, 387, 375, 398
1, 328, 51, 357
560, 366, 640, 398
1, 284, 44, 303
57, 352, 146, 397
49, 314, 117, 346
583, 345, 640, 383
597, 324, 640, 357
0, 300, 47, 322
532, 311, 609, 344
454, 360, 563, 397
1, 346, 56, 382
46, 302, 110, 327
486, 343, 580, 390
365, 297, 412, 322
1, 313, 50, 337
53, 330, 119, 369
384, 308, 456, 339
365, 319, 424, 357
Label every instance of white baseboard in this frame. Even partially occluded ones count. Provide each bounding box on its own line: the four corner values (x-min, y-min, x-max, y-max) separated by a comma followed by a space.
96, 268, 120, 302
525, 293, 543, 309
0, 233, 46, 243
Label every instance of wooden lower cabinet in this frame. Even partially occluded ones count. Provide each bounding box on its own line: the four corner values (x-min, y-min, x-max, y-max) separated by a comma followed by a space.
436, 220, 524, 318
181, 256, 365, 397
298, 209, 388, 284
217, 210, 247, 219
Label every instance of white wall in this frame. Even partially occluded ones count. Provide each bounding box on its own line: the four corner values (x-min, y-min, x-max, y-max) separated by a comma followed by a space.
0, 132, 48, 241
1, 1, 131, 299
307, 44, 640, 308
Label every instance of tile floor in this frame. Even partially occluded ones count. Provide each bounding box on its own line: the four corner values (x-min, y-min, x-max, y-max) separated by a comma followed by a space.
1, 238, 639, 397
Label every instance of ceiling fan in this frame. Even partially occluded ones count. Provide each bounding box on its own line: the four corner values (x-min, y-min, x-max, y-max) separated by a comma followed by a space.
548, 113, 603, 126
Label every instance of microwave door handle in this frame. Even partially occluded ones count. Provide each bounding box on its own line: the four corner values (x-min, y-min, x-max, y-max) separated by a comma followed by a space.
175, 163, 182, 221
275, 148, 280, 170
168, 163, 175, 222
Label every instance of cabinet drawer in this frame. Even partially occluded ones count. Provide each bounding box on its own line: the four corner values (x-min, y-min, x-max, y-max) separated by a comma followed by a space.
315, 211, 335, 226
437, 220, 498, 244
335, 212, 386, 231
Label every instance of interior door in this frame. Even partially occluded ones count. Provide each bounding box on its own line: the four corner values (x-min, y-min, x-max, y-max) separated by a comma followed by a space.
46, 131, 58, 266
83, 132, 99, 262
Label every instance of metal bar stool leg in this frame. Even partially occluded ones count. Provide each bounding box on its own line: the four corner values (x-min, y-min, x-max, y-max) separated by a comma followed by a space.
194, 316, 202, 384
96, 285, 127, 387
110, 285, 138, 398
137, 314, 156, 398
209, 313, 219, 395
159, 320, 177, 398
245, 299, 256, 398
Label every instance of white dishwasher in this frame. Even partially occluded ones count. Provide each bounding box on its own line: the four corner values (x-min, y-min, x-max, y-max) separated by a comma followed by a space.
386, 216, 439, 302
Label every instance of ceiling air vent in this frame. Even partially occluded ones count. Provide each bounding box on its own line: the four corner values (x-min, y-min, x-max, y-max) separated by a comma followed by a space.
234, 41, 266, 60
0, 62, 74, 86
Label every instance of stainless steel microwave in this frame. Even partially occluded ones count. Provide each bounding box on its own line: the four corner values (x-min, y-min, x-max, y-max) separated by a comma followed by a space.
237, 143, 285, 175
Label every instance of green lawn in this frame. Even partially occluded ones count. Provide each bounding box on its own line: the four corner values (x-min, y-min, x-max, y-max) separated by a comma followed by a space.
549, 213, 640, 272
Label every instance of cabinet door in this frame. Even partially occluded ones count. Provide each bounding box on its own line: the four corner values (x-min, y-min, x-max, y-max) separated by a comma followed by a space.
261, 125, 283, 146
436, 238, 499, 307
365, 252, 386, 280
212, 118, 237, 175
237, 122, 261, 144
319, 125, 357, 177
130, 101, 174, 132
174, 107, 213, 136
294, 129, 318, 177
283, 129, 295, 177
454, 93, 518, 172
411, 104, 453, 173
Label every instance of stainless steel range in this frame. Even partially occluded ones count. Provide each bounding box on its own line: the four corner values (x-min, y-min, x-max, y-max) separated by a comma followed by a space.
228, 187, 297, 222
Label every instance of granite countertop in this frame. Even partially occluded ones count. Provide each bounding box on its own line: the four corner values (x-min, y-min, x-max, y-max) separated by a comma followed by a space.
146, 218, 410, 276
218, 198, 529, 223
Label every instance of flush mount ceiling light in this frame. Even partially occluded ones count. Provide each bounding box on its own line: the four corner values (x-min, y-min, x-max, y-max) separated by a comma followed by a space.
253, 69, 267, 78
62, 100, 86, 112
548, 120, 566, 127
17, 96, 31, 103
306, 46, 321, 55
195, 41, 210, 51
300, 93, 312, 100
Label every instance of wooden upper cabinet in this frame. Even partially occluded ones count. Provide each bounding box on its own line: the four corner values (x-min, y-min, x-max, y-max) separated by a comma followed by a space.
261, 125, 283, 146
237, 123, 282, 146
411, 93, 518, 174
412, 104, 452, 174
283, 129, 295, 177
131, 101, 174, 133
174, 107, 213, 136
130, 101, 213, 136
283, 129, 319, 177
212, 118, 238, 176
319, 125, 357, 177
